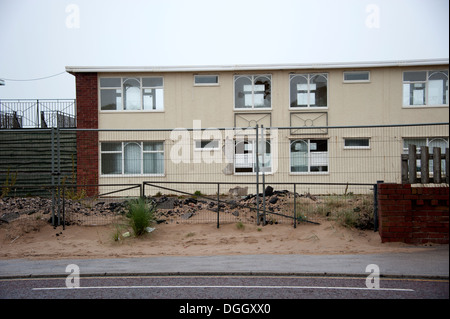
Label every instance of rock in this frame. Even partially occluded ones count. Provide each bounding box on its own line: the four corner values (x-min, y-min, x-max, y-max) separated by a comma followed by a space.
181, 212, 193, 220
232, 210, 239, 217
269, 196, 278, 204
229, 186, 248, 198
184, 198, 198, 205
228, 200, 237, 209
264, 186, 274, 196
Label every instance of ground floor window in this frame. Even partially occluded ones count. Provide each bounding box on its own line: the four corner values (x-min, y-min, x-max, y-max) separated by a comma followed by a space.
290, 139, 328, 173
101, 141, 164, 175
234, 139, 272, 174
403, 137, 448, 172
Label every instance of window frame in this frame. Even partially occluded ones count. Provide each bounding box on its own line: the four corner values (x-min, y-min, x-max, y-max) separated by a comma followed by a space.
402, 137, 448, 174
289, 73, 328, 109
289, 139, 329, 174
343, 71, 370, 83
233, 138, 272, 175
194, 75, 220, 86
99, 76, 164, 112
233, 74, 272, 110
194, 139, 221, 151
343, 138, 371, 149
100, 141, 165, 176
402, 70, 449, 107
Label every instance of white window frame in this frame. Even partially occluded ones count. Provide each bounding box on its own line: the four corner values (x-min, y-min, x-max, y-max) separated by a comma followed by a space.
234, 139, 272, 174
99, 77, 164, 112
234, 75, 272, 110
402, 70, 449, 107
289, 73, 328, 109
194, 139, 221, 151
289, 139, 329, 174
344, 138, 371, 149
100, 141, 165, 176
194, 75, 219, 86
343, 71, 370, 83
402, 137, 448, 174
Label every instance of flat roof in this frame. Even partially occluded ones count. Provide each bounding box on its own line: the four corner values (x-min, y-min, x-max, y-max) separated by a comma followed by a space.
65, 58, 449, 74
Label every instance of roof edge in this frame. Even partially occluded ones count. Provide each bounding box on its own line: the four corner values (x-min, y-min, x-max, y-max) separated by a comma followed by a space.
65, 58, 449, 73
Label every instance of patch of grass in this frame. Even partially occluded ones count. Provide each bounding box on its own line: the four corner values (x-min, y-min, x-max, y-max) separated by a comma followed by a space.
236, 221, 245, 230
186, 232, 196, 237
295, 194, 374, 229
111, 223, 127, 242
193, 190, 203, 198
126, 197, 155, 237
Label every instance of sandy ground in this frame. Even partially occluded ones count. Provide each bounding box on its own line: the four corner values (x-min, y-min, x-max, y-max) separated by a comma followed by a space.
0, 216, 436, 261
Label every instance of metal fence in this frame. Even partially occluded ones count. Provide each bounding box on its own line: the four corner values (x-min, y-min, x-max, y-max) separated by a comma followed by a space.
1, 122, 448, 228
0, 99, 76, 128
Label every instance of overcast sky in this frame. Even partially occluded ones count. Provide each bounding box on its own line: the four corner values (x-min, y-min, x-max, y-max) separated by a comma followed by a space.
0, 0, 448, 99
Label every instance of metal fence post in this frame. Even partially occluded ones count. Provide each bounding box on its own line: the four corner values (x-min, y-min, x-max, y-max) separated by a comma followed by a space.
217, 183, 220, 229
255, 124, 260, 226
373, 180, 383, 232
294, 183, 297, 229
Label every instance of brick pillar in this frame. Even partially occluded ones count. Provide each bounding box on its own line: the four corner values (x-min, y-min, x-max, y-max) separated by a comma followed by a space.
75, 72, 98, 195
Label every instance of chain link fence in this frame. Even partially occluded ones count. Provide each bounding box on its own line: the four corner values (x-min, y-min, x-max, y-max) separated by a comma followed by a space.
1, 123, 448, 227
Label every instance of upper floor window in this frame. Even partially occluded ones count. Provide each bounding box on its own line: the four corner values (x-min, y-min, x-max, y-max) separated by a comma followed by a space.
194, 75, 219, 86
100, 77, 164, 111
343, 71, 370, 83
234, 75, 271, 109
402, 70, 448, 107
290, 73, 328, 108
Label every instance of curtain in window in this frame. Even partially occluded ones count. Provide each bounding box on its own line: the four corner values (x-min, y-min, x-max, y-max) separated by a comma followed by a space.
290, 140, 308, 172
123, 78, 141, 110
143, 142, 164, 174
124, 142, 141, 174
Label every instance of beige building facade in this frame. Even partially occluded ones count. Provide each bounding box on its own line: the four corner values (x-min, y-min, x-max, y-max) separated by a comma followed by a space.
67, 59, 449, 195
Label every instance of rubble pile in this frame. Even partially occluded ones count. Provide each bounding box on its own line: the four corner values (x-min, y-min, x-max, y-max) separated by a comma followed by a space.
0, 196, 126, 225
152, 186, 300, 224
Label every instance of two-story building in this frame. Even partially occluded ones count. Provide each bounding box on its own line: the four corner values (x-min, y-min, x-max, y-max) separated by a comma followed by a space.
66, 59, 449, 195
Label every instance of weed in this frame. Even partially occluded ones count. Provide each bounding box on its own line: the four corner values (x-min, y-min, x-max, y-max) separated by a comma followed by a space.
1, 168, 17, 198
193, 190, 203, 198
127, 197, 155, 237
236, 221, 245, 230
295, 194, 374, 229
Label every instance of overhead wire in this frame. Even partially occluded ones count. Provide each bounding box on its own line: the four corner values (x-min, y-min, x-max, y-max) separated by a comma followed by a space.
0, 71, 67, 82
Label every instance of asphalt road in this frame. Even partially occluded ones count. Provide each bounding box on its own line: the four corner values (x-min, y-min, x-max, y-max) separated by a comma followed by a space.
1, 275, 448, 300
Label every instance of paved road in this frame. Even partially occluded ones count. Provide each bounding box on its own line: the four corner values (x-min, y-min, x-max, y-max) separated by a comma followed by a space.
1, 275, 448, 299
0, 246, 448, 279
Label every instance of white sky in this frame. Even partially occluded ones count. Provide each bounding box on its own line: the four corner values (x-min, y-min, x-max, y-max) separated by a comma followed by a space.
0, 0, 448, 99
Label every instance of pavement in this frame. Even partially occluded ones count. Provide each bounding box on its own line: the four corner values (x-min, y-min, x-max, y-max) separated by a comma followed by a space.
0, 245, 448, 279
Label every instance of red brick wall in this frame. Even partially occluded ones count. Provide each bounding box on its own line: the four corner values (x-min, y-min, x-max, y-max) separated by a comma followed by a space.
75, 73, 98, 195
378, 183, 449, 244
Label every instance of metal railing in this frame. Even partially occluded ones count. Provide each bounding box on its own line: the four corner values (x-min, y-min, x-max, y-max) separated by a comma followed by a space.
0, 99, 76, 128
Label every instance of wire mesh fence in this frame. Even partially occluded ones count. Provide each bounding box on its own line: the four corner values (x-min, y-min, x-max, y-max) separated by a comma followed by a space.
1, 122, 448, 227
